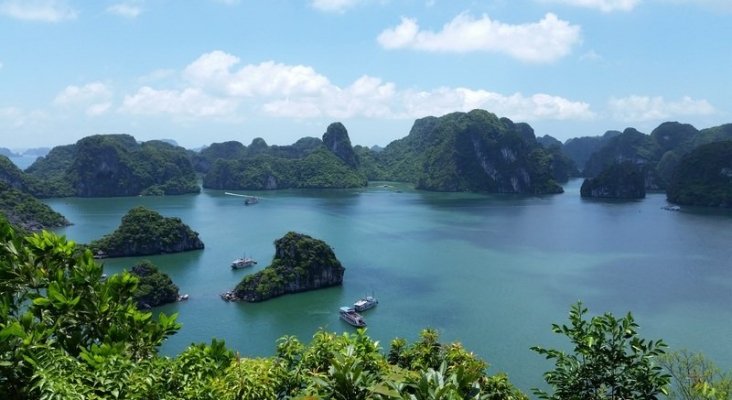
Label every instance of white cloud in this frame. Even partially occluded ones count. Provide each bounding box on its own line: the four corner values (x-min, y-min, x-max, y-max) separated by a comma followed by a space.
377, 12, 581, 63
0, 61, 3, 70
540, 0, 641, 12
107, 2, 142, 18
54, 82, 113, 116
0, 106, 47, 128
184, 51, 331, 97
120, 87, 238, 117
0, 0, 77, 22
609, 95, 716, 122
122, 51, 594, 123
399, 88, 594, 121
310, 0, 361, 12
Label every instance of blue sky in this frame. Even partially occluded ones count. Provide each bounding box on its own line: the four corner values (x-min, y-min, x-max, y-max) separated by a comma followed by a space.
1, 0, 730, 149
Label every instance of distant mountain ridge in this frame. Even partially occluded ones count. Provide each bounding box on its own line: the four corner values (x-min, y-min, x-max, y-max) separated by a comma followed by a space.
25, 134, 200, 197
366, 110, 566, 194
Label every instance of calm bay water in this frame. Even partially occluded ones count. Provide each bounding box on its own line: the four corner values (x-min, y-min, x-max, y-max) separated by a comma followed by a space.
44, 179, 732, 392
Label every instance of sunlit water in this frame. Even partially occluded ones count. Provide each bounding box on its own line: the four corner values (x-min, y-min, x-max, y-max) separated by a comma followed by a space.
44, 179, 732, 392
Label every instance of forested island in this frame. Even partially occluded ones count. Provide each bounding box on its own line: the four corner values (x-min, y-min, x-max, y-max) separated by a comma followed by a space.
230, 231, 345, 302
90, 206, 204, 257
130, 260, 182, 310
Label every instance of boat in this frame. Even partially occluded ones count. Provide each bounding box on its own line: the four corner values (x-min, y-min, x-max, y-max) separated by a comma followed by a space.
353, 295, 378, 312
662, 205, 681, 211
225, 192, 259, 206
231, 255, 257, 269
339, 306, 366, 327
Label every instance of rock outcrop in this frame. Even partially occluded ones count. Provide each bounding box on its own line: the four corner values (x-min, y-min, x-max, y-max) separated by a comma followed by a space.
233, 232, 344, 302
130, 260, 180, 310
580, 162, 646, 199
322, 122, 359, 168
666, 141, 732, 207
90, 206, 204, 257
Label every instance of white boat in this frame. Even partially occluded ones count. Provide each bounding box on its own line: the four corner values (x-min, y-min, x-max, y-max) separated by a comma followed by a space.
225, 192, 259, 205
353, 295, 378, 312
339, 306, 366, 327
231, 256, 257, 269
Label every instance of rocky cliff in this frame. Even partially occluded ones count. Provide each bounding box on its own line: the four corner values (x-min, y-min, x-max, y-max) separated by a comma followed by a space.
322, 122, 359, 168
90, 206, 204, 257
369, 110, 563, 193
667, 141, 732, 207
233, 232, 344, 302
580, 162, 646, 199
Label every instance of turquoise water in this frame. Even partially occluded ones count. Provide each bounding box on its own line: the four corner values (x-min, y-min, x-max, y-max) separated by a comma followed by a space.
44, 179, 732, 392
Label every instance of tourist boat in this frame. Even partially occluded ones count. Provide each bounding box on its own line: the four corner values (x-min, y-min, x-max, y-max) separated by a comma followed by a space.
339, 306, 366, 327
225, 192, 259, 205
353, 295, 378, 312
231, 255, 257, 269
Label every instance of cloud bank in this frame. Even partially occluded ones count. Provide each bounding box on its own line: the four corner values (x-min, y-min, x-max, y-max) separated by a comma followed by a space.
377, 12, 581, 63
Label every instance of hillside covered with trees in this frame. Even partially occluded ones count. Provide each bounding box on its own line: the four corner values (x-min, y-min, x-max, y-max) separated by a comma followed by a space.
361, 110, 567, 194
90, 206, 204, 257
25, 134, 200, 197
202, 123, 367, 190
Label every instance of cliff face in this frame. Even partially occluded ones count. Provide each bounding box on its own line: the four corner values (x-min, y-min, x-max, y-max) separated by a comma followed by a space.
580, 162, 646, 199
25, 135, 199, 198
414, 110, 562, 194
322, 122, 359, 168
234, 232, 344, 302
90, 206, 204, 257
667, 141, 732, 207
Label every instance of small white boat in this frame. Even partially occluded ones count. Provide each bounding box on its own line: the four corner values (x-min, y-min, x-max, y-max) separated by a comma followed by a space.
231, 256, 257, 269
353, 295, 378, 312
339, 306, 366, 327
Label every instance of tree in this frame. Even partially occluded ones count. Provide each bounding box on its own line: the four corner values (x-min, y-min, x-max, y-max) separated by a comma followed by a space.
659, 350, 732, 400
531, 302, 670, 400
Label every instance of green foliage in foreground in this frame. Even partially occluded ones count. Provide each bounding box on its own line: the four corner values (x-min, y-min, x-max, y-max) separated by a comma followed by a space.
532, 302, 670, 400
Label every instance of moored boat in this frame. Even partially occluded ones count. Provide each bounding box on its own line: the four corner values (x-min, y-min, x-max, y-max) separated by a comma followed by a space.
353, 295, 378, 312
339, 306, 366, 327
231, 256, 257, 269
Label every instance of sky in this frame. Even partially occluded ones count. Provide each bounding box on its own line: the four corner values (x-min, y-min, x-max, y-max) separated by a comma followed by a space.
1, 0, 731, 149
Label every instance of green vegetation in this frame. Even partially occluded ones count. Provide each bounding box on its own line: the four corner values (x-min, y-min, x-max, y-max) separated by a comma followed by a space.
90, 206, 204, 257
666, 141, 732, 207
234, 231, 344, 301
204, 147, 367, 190
24, 135, 199, 198
201, 125, 367, 190
562, 130, 621, 173
580, 161, 646, 199
368, 110, 564, 194
0, 181, 69, 232
0, 155, 70, 231
130, 260, 180, 310
532, 302, 670, 399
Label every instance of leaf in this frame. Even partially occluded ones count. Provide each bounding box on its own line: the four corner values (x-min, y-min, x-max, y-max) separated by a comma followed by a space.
0, 322, 25, 339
